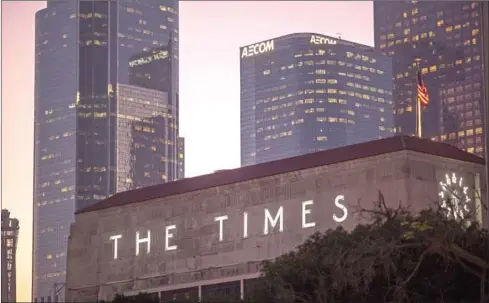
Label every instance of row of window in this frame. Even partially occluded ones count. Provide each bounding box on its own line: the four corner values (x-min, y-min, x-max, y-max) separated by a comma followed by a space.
394, 56, 482, 80
380, 33, 479, 49
46, 252, 66, 260
259, 59, 387, 76
36, 196, 73, 208
443, 82, 481, 95
432, 136, 484, 155
435, 128, 484, 140
259, 115, 388, 131
381, 17, 479, 42
120, 279, 260, 303
275, 97, 386, 110
345, 52, 377, 63
259, 116, 392, 142
256, 89, 392, 108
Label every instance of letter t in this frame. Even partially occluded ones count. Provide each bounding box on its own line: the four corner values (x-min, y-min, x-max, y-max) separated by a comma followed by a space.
109, 234, 122, 259
214, 215, 228, 241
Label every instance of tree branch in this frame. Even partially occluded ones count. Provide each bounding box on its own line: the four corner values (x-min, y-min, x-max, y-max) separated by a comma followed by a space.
444, 243, 489, 270
396, 247, 431, 291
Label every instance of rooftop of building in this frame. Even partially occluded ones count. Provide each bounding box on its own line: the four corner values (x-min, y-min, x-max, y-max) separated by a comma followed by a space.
240, 32, 375, 52
76, 135, 485, 215
1, 209, 19, 229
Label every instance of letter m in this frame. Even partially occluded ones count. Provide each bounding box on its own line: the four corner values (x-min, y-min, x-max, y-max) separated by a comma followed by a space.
264, 206, 283, 235
264, 40, 274, 52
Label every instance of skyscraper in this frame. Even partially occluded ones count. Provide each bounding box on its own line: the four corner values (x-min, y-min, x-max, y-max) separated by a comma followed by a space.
177, 137, 185, 179
481, 1, 489, 223
374, 1, 486, 158
1, 209, 19, 303
240, 33, 394, 166
33, 1, 181, 301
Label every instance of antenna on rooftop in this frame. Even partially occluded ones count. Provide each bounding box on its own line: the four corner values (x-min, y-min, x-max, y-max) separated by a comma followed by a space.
336, 32, 342, 40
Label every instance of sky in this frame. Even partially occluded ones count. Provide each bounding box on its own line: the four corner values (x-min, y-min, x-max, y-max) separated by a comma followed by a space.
1, 1, 373, 300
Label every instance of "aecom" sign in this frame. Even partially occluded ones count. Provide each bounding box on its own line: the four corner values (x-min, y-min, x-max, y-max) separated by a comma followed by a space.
241, 40, 275, 58
310, 35, 337, 45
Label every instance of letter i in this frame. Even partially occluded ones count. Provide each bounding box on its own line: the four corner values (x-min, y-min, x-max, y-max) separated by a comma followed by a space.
243, 212, 248, 238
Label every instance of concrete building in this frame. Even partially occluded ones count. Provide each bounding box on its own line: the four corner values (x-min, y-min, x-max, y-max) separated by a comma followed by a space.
66, 136, 487, 302
240, 33, 394, 166
1, 210, 19, 303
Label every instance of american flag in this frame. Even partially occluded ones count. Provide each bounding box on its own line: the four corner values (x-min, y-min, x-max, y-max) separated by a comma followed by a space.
417, 70, 429, 106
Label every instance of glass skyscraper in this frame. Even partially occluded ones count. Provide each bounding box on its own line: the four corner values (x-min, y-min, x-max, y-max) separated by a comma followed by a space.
33, 1, 182, 301
240, 33, 394, 166
374, 1, 486, 158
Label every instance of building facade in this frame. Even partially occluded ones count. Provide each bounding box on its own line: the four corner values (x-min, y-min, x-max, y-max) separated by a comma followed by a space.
1, 210, 19, 303
374, 1, 486, 158
177, 137, 185, 180
66, 136, 487, 302
482, 1, 489, 213
240, 33, 394, 166
33, 1, 182, 301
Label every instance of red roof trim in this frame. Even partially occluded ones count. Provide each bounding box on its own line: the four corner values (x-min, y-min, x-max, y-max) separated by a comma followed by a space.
76, 136, 484, 214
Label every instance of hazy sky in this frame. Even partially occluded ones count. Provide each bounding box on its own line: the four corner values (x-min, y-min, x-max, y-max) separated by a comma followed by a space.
1, 1, 373, 300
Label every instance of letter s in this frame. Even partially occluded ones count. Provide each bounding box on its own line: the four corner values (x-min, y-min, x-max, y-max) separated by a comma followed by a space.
333, 195, 348, 223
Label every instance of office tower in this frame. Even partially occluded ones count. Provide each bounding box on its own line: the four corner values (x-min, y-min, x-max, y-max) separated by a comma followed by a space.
240, 33, 394, 166
482, 2, 489, 221
374, 1, 486, 158
1, 210, 19, 303
33, 1, 181, 301
177, 137, 185, 179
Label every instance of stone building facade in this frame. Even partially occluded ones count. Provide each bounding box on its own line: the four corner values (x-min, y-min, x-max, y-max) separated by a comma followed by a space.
66, 136, 487, 302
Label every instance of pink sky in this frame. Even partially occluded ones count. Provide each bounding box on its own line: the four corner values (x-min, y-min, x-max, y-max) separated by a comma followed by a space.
1, 1, 373, 300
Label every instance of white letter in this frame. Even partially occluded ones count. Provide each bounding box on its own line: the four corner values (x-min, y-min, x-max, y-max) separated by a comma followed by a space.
333, 195, 348, 223
301, 200, 316, 228
135, 230, 151, 256
165, 225, 177, 251
264, 206, 283, 235
253, 44, 259, 56
241, 47, 248, 59
214, 215, 228, 242
243, 212, 248, 238
109, 234, 122, 259
310, 35, 316, 44
266, 40, 275, 52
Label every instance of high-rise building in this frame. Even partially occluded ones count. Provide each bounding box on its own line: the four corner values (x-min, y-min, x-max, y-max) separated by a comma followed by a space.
481, 1, 489, 222
374, 1, 486, 158
1, 210, 19, 303
177, 137, 185, 179
240, 33, 394, 166
33, 1, 181, 301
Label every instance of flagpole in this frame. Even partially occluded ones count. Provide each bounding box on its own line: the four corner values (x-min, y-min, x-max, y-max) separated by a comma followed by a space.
416, 91, 422, 138
415, 60, 422, 138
